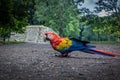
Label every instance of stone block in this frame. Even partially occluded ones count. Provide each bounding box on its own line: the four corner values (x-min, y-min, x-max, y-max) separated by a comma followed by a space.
10, 25, 54, 43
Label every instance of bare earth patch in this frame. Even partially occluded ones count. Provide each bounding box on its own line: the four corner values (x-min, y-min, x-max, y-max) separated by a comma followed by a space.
0, 43, 120, 80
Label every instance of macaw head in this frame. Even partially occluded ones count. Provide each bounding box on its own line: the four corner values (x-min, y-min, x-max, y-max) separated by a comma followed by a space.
45, 32, 60, 41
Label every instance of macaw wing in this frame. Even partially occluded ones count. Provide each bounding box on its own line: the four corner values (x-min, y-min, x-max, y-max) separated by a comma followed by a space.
70, 38, 90, 45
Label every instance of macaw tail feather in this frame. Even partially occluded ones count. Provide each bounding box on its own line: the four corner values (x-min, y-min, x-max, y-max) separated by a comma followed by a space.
82, 48, 120, 57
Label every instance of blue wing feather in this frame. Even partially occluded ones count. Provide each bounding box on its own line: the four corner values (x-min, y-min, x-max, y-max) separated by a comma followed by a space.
58, 39, 95, 53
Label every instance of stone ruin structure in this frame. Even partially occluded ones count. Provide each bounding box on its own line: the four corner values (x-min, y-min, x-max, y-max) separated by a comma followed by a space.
10, 25, 54, 43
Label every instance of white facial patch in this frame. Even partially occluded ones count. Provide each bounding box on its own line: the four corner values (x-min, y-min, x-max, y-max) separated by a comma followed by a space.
47, 34, 53, 40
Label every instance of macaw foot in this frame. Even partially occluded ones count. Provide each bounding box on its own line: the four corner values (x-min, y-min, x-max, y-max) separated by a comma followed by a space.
55, 53, 69, 57
61, 53, 69, 57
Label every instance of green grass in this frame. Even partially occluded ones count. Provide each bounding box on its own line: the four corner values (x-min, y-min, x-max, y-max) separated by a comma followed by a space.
91, 41, 120, 44
0, 41, 25, 45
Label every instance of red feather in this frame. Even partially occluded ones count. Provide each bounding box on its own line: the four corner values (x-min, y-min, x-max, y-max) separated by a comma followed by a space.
92, 48, 120, 57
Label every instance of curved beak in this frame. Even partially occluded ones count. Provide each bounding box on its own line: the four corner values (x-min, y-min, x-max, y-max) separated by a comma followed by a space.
44, 37, 50, 42
44, 33, 50, 41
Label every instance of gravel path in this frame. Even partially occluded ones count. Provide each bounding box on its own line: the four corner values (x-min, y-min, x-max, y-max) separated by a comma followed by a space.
0, 43, 120, 80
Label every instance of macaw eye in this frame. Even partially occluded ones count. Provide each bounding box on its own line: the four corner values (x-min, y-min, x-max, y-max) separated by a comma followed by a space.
47, 34, 53, 40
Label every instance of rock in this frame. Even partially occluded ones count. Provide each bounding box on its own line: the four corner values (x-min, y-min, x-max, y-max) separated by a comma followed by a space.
10, 25, 54, 43
10, 32, 25, 41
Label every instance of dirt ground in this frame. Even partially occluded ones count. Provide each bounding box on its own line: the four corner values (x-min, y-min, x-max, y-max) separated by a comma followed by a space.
0, 43, 120, 80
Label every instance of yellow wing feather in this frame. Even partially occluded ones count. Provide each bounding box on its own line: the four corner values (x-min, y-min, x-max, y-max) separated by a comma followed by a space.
56, 38, 72, 50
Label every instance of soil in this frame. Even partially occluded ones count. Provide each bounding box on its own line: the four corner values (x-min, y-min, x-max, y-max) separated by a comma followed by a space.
0, 43, 120, 80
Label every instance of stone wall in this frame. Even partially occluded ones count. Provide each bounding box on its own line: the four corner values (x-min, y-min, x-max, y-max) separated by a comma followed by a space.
10, 33, 26, 41
10, 25, 54, 43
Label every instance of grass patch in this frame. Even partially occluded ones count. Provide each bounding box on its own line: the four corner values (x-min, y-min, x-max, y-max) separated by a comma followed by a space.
0, 41, 25, 45
91, 41, 120, 44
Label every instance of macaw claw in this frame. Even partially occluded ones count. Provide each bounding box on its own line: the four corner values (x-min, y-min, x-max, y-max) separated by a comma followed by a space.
55, 53, 69, 57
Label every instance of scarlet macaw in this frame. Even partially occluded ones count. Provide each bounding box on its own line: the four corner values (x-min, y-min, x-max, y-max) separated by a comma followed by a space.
45, 32, 120, 57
